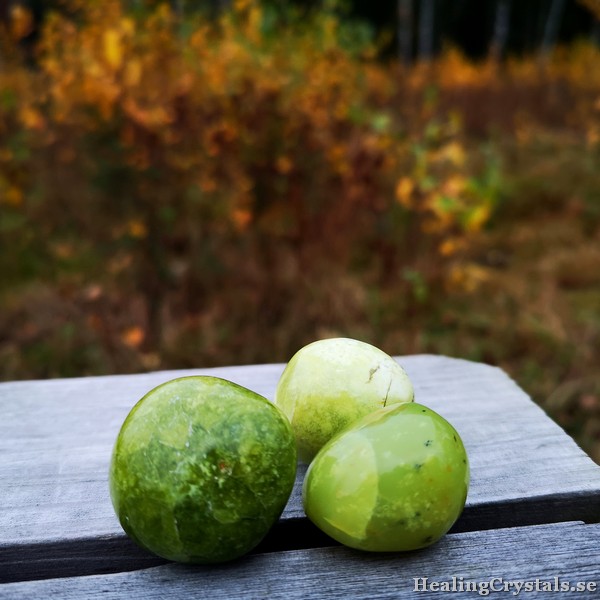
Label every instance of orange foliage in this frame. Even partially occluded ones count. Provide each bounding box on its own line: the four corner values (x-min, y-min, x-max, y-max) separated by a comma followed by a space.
2, 1, 599, 464
1, 0, 578, 374
1, 1, 497, 293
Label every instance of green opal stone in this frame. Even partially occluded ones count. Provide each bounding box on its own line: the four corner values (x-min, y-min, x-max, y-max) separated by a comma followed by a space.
109, 376, 297, 563
302, 402, 469, 552
274, 338, 414, 464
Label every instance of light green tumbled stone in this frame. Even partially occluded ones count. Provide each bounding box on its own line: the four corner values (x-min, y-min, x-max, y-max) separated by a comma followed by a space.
109, 376, 297, 564
302, 402, 469, 552
274, 338, 414, 463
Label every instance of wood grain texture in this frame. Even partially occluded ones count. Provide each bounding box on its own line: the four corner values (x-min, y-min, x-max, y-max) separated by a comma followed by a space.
2, 521, 598, 599
2, 355, 600, 582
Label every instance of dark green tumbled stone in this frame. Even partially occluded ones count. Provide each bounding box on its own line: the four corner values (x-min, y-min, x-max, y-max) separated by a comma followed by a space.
109, 376, 297, 563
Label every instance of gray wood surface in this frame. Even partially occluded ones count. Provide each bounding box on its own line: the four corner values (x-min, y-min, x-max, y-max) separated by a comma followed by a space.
2, 355, 600, 583
2, 521, 598, 599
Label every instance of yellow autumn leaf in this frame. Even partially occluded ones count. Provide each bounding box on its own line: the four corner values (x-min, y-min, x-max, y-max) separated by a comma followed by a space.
276, 156, 293, 174
465, 204, 491, 233
232, 208, 252, 231
586, 126, 599, 146
3, 186, 23, 207
103, 29, 123, 70
438, 237, 465, 257
20, 106, 45, 130
442, 142, 466, 166
395, 177, 414, 207
122, 326, 145, 349
10, 5, 33, 40
441, 175, 468, 197
120, 17, 135, 36
234, 0, 252, 12
124, 59, 142, 87
127, 219, 148, 239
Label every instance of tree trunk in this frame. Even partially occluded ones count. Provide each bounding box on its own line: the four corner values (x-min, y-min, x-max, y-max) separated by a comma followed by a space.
397, 0, 413, 65
140, 207, 169, 353
490, 0, 511, 61
541, 0, 567, 54
593, 20, 600, 46
175, 0, 183, 18
418, 0, 435, 61
0, 0, 10, 24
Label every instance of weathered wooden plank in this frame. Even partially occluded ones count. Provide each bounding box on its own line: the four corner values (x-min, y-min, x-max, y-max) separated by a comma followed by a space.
1, 521, 598, 599
1, 355, 600, 582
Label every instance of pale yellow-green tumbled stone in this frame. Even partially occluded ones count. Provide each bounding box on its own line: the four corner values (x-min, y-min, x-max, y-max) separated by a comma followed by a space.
274, 338, 414, 463
303, 402, 469, 552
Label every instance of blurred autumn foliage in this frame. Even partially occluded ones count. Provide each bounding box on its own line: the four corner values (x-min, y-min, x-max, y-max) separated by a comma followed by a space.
1, 1, 599, 461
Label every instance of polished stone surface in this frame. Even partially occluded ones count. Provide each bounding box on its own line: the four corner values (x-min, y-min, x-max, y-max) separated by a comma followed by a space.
109, 376, 297, 563
303, 402, 469, 552
275, 338, 414, 463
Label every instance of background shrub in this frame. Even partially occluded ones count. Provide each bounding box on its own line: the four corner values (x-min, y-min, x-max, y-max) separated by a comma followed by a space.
1, 1, 599, 462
